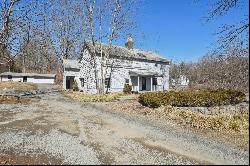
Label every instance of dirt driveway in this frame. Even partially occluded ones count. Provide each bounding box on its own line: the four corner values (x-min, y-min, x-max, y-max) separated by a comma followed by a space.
0, 92, 249, 165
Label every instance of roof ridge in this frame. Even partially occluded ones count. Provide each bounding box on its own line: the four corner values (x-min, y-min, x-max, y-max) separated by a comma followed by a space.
84, 40, 169, 63
85, 40, 161, 55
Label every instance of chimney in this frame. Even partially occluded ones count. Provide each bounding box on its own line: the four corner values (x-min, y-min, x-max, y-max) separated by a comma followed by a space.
125, 36, 133, 49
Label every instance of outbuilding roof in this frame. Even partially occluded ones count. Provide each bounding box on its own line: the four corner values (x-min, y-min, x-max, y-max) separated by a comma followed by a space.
0, 72, 56, 78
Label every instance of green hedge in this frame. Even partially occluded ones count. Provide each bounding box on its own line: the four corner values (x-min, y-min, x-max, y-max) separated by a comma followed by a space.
138, 89, 246, 108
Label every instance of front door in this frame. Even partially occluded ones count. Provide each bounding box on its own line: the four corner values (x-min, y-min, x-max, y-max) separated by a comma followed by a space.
141, 77, 146, 91
66, 79, 71, 89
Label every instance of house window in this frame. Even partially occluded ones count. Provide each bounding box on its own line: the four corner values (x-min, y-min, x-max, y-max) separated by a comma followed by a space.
8, 75, 12, 80
80, 78, 84, 87
105, 78, 110, 88
23, 76, 27, 82
153, 77, 157, 85
125, 79, 129, 84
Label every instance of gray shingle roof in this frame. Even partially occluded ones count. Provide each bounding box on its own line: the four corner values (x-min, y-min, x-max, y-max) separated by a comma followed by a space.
84, 40, 170, 63
63, 59, 80, 69
0, 72, 56, 78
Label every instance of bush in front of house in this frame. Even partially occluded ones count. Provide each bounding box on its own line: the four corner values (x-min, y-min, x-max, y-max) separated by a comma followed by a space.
138, 89, 246, 108
72, 80, 79, 91
123, 84, 132, 94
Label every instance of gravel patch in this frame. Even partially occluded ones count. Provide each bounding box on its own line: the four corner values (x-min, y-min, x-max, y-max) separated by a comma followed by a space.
0, 92, 249, 165
0, 130, 100, 165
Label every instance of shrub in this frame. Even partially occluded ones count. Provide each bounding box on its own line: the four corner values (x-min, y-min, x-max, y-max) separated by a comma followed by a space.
139, 89, 246, 108
72, 80, 79, 91
123, 84, 132, 94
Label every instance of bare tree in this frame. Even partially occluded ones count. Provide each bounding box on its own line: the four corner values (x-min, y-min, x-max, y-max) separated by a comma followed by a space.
13, 0, 63, 74
14, 0, 56, 73
50, 0, 85, 61
1, 0, 84, 74
171, 45, 249, 92
82, 0, 100, 93
82, 0, 139, 93
0, 0, 45, 72
16, 0, 40, 72
0, 0, 21, 64
102, 0, 138, 93
201, 0, 249, 52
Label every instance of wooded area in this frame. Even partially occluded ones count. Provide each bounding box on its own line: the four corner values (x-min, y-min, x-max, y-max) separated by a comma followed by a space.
0, 0, 95, 73
0, 0, 138, 87
170, 46, 249, 92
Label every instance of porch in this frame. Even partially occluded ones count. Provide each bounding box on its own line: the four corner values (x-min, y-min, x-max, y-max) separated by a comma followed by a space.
129, 71, 162, 92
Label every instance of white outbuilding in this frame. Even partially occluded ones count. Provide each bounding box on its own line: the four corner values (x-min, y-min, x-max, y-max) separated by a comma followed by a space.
0, 72, 56, 84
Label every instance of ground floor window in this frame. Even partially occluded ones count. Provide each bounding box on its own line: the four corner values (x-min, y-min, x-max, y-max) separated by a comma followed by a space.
153, 77, 157, 85
80, 78, 84, 87
105, 78, 110, 88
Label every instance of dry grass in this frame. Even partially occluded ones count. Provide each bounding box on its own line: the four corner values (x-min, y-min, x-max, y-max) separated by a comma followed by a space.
0, 96, 30, 104
102, 99, 249, 133
101, 100, 249, 150
169, 106, 250, 151
152, 106, 249, 134
63, 91, 124, 102
0, 81, 37, 91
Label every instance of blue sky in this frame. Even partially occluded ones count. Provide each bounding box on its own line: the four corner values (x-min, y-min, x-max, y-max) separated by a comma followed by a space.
131, 0, 249, 63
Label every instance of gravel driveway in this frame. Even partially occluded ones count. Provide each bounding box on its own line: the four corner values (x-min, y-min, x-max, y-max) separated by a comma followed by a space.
0, 92, 249, 165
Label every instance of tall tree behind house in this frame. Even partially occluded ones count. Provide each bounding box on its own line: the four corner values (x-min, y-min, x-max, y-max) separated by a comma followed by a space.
82, 0, 139, 93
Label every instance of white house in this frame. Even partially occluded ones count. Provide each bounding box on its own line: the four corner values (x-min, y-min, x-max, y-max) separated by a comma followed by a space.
63, 40, 170, 94
0, 72, 56, 84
